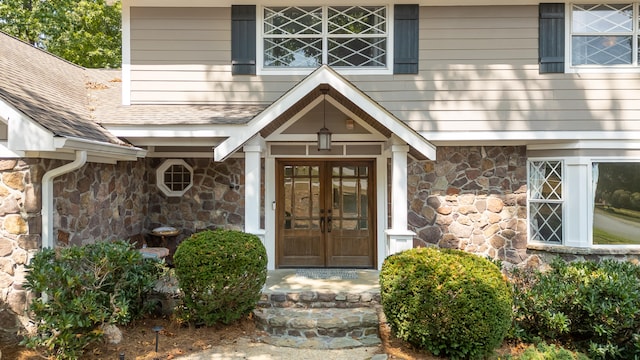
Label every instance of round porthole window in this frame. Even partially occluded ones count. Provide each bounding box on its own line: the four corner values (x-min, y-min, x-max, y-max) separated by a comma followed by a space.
156, 159, 193, 197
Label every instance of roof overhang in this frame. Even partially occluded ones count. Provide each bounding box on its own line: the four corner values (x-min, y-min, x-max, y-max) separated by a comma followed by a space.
214, 65, 436, 162
0, 98, 145, 162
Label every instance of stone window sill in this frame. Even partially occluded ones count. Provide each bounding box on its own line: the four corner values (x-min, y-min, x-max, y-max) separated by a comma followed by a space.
528, 243, 640, 256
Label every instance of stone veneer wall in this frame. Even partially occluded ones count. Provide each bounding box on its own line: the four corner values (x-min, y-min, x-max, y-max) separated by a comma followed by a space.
0, 159, 44, 337
407, 146, 532, 267
147, 158, 246, 239
53, 160, 149, 246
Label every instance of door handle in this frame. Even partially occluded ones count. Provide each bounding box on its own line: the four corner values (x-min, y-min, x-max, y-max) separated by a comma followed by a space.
327, 209, 332, 233
320, 209, 325, 233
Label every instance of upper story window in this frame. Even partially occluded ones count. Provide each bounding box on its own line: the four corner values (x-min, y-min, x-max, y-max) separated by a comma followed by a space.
570, 3, 639, 68
261, 6, 388, 71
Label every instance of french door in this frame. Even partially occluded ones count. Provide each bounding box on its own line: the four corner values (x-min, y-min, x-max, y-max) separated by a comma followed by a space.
276, 160, 376, 268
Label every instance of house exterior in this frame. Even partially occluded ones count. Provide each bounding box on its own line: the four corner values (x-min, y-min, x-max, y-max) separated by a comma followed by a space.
2, 0, 640, 332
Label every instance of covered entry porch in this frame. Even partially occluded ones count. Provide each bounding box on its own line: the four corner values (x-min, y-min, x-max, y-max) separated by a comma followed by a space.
214, 66, 436, 270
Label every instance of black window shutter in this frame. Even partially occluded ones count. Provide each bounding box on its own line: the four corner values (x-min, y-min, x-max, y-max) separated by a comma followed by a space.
394, 4, 419, 74
539, 3, 565, 73
231, 5, 256, 75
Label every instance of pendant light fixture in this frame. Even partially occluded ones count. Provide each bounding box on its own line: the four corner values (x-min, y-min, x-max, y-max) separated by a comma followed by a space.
317, 87, 332, 151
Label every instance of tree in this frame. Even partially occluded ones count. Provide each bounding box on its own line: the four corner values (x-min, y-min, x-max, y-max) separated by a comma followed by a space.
0, 0, 121, 68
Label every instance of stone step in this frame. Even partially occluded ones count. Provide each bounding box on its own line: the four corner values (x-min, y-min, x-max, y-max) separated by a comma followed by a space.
258, 290, 380, 308
253, 307, 382, 349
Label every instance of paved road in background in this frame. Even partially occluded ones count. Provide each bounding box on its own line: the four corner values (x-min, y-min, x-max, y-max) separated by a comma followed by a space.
594, 208, 640, 243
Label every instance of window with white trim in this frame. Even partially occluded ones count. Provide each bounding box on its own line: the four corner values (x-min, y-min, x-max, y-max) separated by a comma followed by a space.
156, 159, 193, 197
593, 162, 640, 245
528, 160, 564, 244
261, 6, 388, 70
570, 3, 639, 67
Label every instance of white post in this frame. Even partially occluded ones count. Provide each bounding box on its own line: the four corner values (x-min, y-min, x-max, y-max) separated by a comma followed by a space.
385, 137, 415, 255
243, 137, 265, 243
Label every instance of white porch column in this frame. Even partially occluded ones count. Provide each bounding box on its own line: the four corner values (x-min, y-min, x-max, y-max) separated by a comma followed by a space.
385, 137, 415, 255
243, 136, 265, 243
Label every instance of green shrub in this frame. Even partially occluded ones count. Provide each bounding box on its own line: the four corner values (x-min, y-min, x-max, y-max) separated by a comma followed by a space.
24, 241, 162, 359
173, 229, 267, 325
509, 342, 590, 360
511, 258, 640, 359
380, 247, 513, 360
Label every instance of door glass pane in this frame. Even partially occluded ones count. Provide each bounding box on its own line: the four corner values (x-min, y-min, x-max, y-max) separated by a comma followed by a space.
342, 166, 356, 177
343, 179, 358, 216
295, 166, 309, 176
284, 178, 292, 229
284, 165, 293, 177
360, 179, 368, 229
311, 175, 320, 217
293, 178, 310, 217
332, 179, 341, 216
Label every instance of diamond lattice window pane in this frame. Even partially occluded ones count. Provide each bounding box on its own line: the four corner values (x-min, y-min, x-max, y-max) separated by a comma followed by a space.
529, 161, 563, 200
327, 6, 387, 35
530, 203, 563, 243
572, 35, 632, 65
264, 38, 322, 67
572, 4, 633, 33
328, 37, 386, 67
264, 7, 322, 35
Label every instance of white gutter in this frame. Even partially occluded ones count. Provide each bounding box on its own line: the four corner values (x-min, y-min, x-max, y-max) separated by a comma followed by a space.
41, 150, 87, 249
55, 136, 147, 159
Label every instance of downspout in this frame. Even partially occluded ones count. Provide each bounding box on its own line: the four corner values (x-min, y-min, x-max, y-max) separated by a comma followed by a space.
41, 150, 87, 249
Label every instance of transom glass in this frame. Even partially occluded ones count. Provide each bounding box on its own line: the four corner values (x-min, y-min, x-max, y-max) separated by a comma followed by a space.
263, 6, 388, 68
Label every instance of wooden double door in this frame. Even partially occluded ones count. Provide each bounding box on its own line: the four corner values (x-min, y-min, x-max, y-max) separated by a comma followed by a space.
276, 160, 376, 268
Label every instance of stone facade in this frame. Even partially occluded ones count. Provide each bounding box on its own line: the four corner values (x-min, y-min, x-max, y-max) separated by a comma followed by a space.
4, 146, 640, 339
407, 146, 531, 267
147, 158, 246, 239
53, 160, 149, 246
0, 159, 42, 337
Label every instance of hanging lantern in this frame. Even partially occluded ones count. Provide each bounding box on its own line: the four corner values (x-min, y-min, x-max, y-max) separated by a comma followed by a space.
317, 88, 332, 151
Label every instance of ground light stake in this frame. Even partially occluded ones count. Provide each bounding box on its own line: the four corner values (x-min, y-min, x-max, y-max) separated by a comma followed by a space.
153, 326, 163, 352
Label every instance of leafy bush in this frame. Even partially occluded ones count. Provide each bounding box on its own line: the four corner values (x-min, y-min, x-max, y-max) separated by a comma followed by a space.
509, 342, 590, 360
380, 247, 513, 360
173, 229, 267, 325
24, 241, 162, 359
511, 258, 640, 359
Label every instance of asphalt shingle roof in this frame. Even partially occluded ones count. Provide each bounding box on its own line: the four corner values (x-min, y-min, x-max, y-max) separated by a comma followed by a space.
88, 69, 266, 126
0, 31, 128, 145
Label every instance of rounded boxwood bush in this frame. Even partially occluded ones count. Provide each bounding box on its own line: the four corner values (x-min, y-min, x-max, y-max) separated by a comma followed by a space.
173, 229, 267, 325
380, 247, 513, 360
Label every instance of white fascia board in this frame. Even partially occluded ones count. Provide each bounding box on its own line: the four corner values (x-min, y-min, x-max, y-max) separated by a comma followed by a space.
1, 101, 57, 151
55, 137, 147, 160
215, 65, 436, 161
527, 140, 640, 151
425, 131, 640, 146
106, 124, 245, 138
24, 151, 123, 164
0, 141, 24, 158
